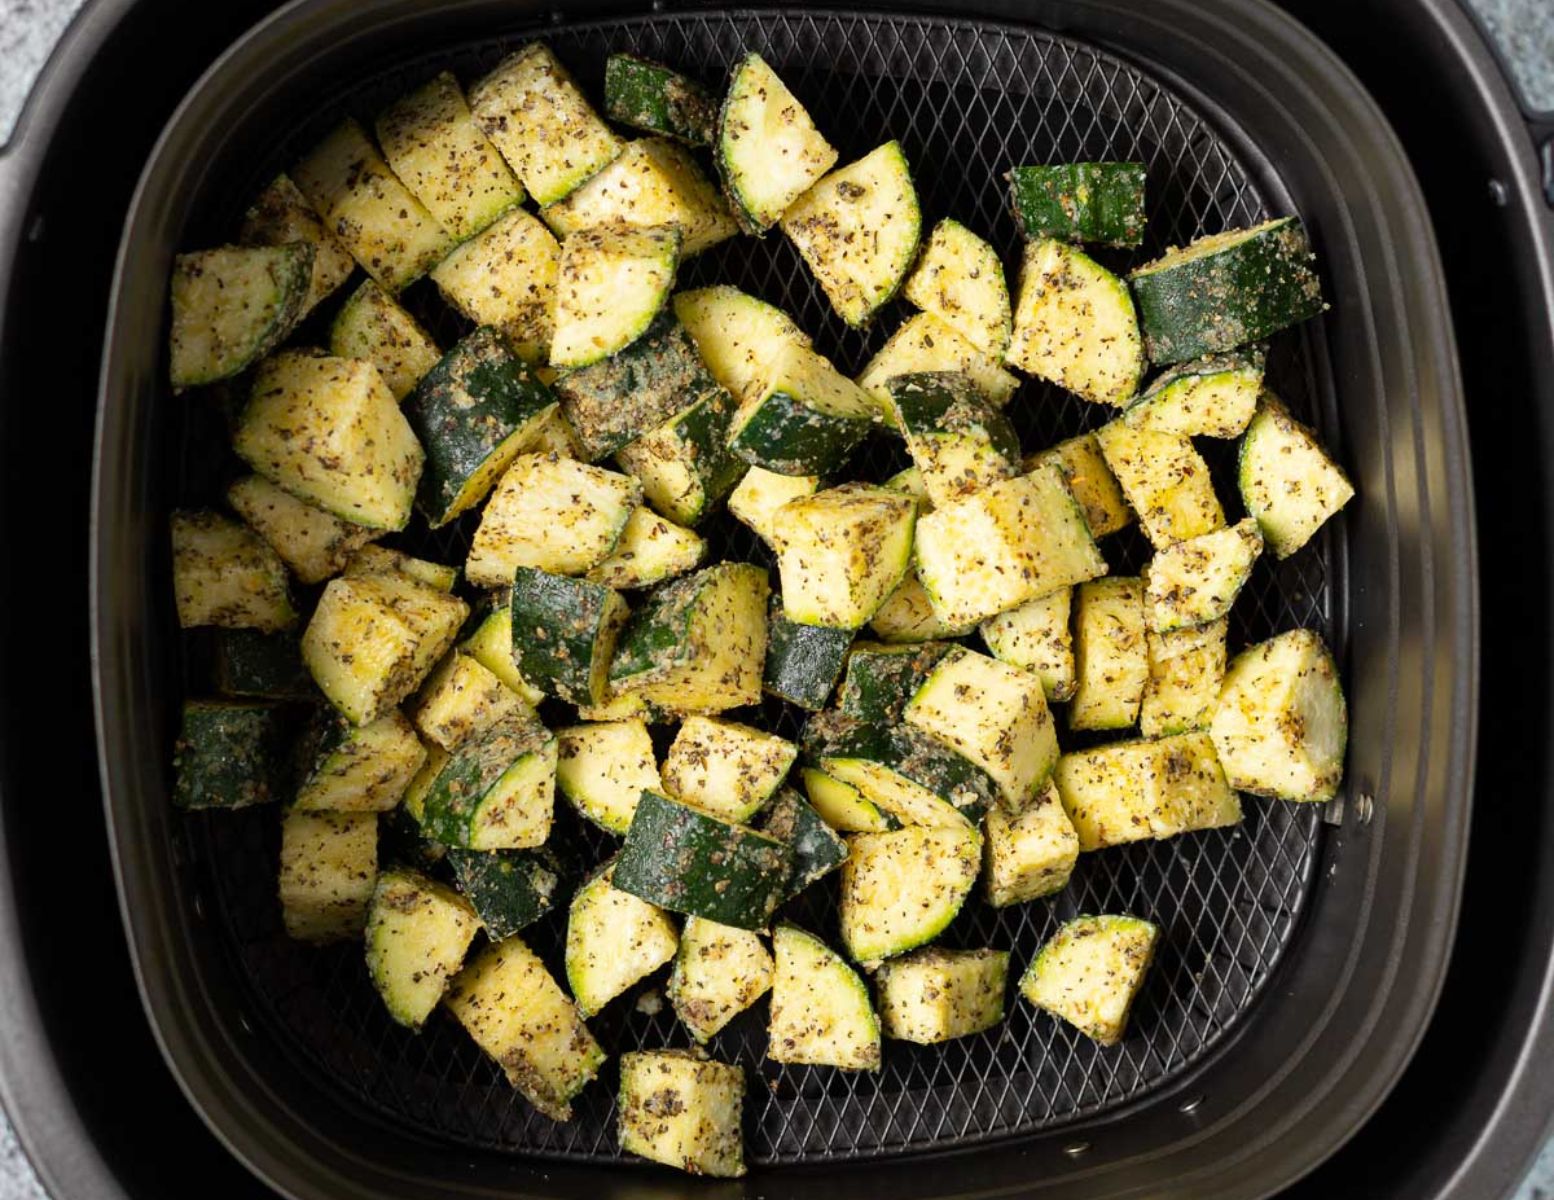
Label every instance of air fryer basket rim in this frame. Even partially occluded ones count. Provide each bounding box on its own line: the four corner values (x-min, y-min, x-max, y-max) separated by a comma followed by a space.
89, 1, 1476, 1198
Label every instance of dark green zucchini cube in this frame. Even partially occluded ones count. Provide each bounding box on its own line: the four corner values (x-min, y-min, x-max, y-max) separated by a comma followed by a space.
447, 847, 563, 940
763, 601, 853, 710
172, 699, 288, 810
212, 629, 316, 700
603, 54, 716, 146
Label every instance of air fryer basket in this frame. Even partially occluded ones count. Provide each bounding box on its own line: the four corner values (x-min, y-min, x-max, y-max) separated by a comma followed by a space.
92, 2, 1475, 1198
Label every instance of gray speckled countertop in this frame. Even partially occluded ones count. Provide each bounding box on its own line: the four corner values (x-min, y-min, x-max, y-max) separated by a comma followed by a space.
1, 0, 1552, 1195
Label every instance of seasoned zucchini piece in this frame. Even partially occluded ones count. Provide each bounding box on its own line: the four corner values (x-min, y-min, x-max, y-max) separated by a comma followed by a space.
1006, 162, 1147, 248
291, 118, 454, 292
525, 405, 584, 457
239, 174, 355, 314
605, 54, 717, 145
508, 568, 631, 707
328, 281, 440, 401
838, 641, 955, 724
468, 43, 624, 206
716, 53, 838, 234
1141, 619, 1228, 737
1145, 518, 1263, 632
839, 823, 981, 962
1027, 432, 1134, 538
1070, 577, 1148, 731
669, 917, 774, 1042
915, 465, 1108, 629
365, 868, 479, 1029
584, 506, 705, 589
466, 453, 641, 586
868, 571, 977, 643
1129, 217, 1325, 364
237, 350, 424, 531
980, 588, 1075, 703
901, 218, 1011, 355
566, 866, 679, 1017
551, 224, 680, 369
769, 924, 880, 1070
171, 510, 296, 632
460, 602, 545, 705
858, 311, 1020, 417
278, 810, 378, 943
662, 717, 797, 823
883, 464, 929, 503
542, 138, 736, 257
376, 70, 525, 241
1054, 733, 1240, 850
430, 206, 560, 361
983, 782, 1080, 907
1238, 393, 1355, 558
774, 484, 916, 629
763, 788, 849, 894
1125, 348, 1264, 438
673, 285, 812, 403
556, 719, 659, 835
801, 767, 896, 834
172, 700, 287, 810
1005, 237, 1144, 406
401, 745, 450, 825
1152, 731, 1244, 836
1020, 914, 1159, 1044
448, 847, 561, 939
729, 467, 820, 547
905, 646, 1059, 809
417, 715, 557, 850
889, 372, 1021, 507
410, 653, 532, 752
614, 791, 794, 930
213, 629, 314, 700
876, 948, 1009, 1044
341, 544, 458, 592
609, 562, 769, 713
168, 244, 312, 388
296, 709, 427, 811
614, 385, 746, 527
729, 342, 877, 477
764, 601, 853, 710
618, 1051, 745, 1178
1095, 421, 1224, 548
1210, 628, 1347, 802
445, 936, 607, 1120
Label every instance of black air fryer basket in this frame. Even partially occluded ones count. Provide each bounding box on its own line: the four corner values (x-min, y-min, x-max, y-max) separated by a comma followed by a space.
88, 2, 1475, 1198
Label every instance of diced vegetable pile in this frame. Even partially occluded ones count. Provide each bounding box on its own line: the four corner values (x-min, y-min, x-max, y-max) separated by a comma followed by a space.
165, 42, 1354, 1177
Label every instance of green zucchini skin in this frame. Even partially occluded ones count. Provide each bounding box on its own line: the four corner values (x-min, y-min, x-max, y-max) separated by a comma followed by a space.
405, 326, 559, 527
509, 567, 627, 706
613, 791, 795, 930
603, 54, 716, 146
616, 386, 746, 527
763, 601, 853, 710
1129, 217, 1325, 364
212, 629, 316, 700
891, 372, 1020, 456
800, 710, 998, 822
728, 390, 872, 477
172, 700, 288, 810
416, 716, 555, 849
1006, 162, 1147, 248
448, 847, 563, 939
837, 642, 955, 724
763, 788, 848, 895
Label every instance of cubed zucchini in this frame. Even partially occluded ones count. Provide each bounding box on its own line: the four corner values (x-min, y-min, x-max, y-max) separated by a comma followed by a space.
839, 823, 981, 962
213, 629, 315, 701
983, 781, 1080, 907
409, 653, 533, 752
171, 510, 296, 632
1140, 618, 1228, 738
461, 602, 545, 705
556, 719, 660, 835
867, 571, 977, 643
1054, 733, 1240, 850
447, 847, 562, 939
429, 206, 560, 361
614, 385, 746, 527
875, 947, 1009, 1043
1027, 432, 1134, 538
662, 717, 797, 823
728, 342, 877, 477
172, 700, 287, 809
838, 641, 955, 724
604, 54, 717, 145
1006, 162, 1146, 248
1070, 577, 1148, 731
673, 285, 812, 404
888, 371, 1021, 507
417, 715, 557, 850
763, 600, 853, 710
168, 244, 312, 388
715, 54, 838, 234
365, 868, 480, 1029
341, 544, 458, 592
328, 282, 441, 403
800, 767, 897, 834
773, 484, 916, 629
1124, 348, 1265, 438
584, 506, 705, 589
239, 174, 355, 315
857, 311, 1020, 418
1019, 914, 1158, 1044
550, 224, 680, 369
901, 218, 1011, 356
768, 923, 880, 1070
1094, 421, 1224, 548
668, 917, 773, 1042
278, 810, 378, 943
618, 1051, 745, 1177
296, 709, 428, 811
979, 588, 1075, 703
1238, 392, 1355, 558
508, 568, 631, 707
1144, 518, 1263, 632
566, 865, 679, 1017
763, 788, 849, 894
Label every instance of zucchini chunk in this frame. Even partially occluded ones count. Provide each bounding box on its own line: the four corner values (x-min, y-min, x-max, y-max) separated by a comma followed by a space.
889, 372, 1021, 507
365, 868, 480, 1029
296, 709, 427, 811
1070, 577, 1148, 732
1027, 432, 1134, 538
461, 602, 545, 705
728, 342, 877, 477
773, 484, 917, 629
1006, 162, 1147, 248
769, 923, 881, 1070
447, 847, 562, 939
1054, 733, 1240, 850
278, 810, 378, 943
801, 767, 897, 834
673, 285, 813, 403
614, 791, 794, 930
1210, 628, 1347, 802
556, 719, 660, 834
662, 717, 797, 823
764, 601, 853, 710
240, 174, 355, 314
444, 936, 607, 1120
213, 629, 314, 700
429, 206, 560, 362
1129, 217, 1325, 364
401, 745, 451, 826
1094, 421, 1225, 548
980, 588, 1076, 703
669, 917, 774, 1041
858, 311, 1020, 417
763, 788, 849, 894
905, 646, 1060, 810
868, 571, 977, 643
542, 138, 736, 257
883, 465, 929, 504
550, 224, 680, 369
468, 43, 624, 206
914, 465, 1108, 629
1125, 348, 1265, 438
172, 700, 287, 809
376, 70, 525, 241
1020, 914, 1159, 1045
1006, 237, 1144, 406
410, 653, 533, 752
291, 118, 454, 292
983, 781, 1080, 907
876, 948, 1009, 1044
839, 823, 981, 962
526, 405, 586, 457
730, 468, 820, 548
584, 506, 706, 589
168, 244, 312, 387
716, 53, 838, 234
618, 1051, 746, 1178
1144, 518, 1263, 632
1141, 619, 1228, 738
341, 545, 458, 592
508, 568, 630, 707
901, 218, 1012, 355
614, 385, 746, 526
609, 562, 770, 713
566, 866, 679, 1017
406, 327, 560, 527
236, 350, 424, 531
301, 572, 469, 726
1238, 392, 1355, 558
171, 510, 296, 632
466, 453, 640, 586
328, 281, 441, 401
605, 54, 717, 145
838, 640, 956, 725
417, 714, 557, 849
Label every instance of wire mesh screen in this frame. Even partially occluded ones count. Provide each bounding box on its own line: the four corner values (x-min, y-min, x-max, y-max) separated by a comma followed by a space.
178, 8, 1332, 1166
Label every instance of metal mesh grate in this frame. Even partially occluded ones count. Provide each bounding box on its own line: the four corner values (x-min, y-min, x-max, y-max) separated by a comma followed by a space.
178, 8, 1333, 1166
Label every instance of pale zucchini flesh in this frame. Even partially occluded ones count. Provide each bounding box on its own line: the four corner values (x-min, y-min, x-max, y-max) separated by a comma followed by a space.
983, 782, 1080, 907
774, 484, 917, 629
1238, 392, 1355, 558
328, 281, 442, 401
876, 947, 1009, 1044
171, 509, 296, 633
556, 719, 661, 834
168, 244, 312, 388
617, 1051, 746, 1178
668, 916, 775, 1042
565, 867, 679, 1017
1141, 618, 1228, 738
857, 311, 1021, 418
429, 206, 560, 361
1144, 518, 1263, 632
409, 653, 533, 752
550, 224, 680, 369
661, 717, 797, 823
1020, 914, 1159, 1045
979, 587, 1075, 702
768, 924, 880, 1070
901, 217, 1012, 356
278, 810, 379, 943
239, 173, 355, 314
674, 285, 812, 404
1069, 576, 1148, 731
868, 571, 977, 643
584, 506, 706, 589
365, 869, 479, 1029
838, 824, 981, 962
801, 767, 896, 834
727, 466, 820, 547
716, 54, 838, 234
1027, 432, 1134, 538
1095, 421, 1224, 548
